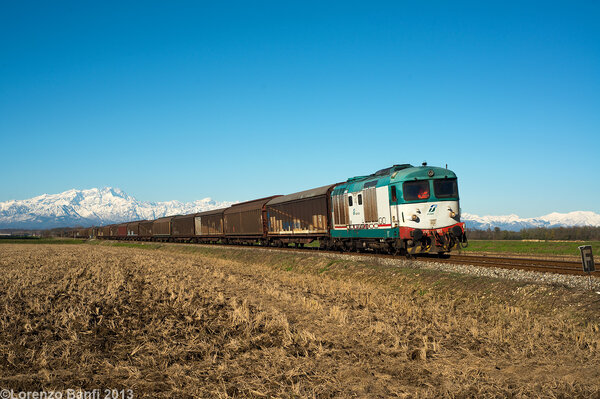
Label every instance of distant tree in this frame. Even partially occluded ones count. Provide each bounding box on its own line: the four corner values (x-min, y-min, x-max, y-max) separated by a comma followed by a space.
468, 226, 600, 241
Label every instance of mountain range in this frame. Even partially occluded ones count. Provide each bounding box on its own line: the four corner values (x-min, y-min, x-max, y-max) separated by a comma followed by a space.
461, 211, 600, 231
0, 188, 234, 230
0, 187, 599, 231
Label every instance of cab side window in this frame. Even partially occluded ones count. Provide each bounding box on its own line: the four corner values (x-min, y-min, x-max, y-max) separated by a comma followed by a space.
348, 196, 353, 206
391, 186, 397, 202
358, 194, 362, 205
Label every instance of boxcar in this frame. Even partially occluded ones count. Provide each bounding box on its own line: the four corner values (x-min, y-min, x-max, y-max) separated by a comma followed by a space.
102, 225, 111, 238
153, 216, 176, 239
139, 220, 153, 238
224, 196, 280, 242
75, 228, 89, 238
172, 214, 196, 239
266, 184, 337, 245
117, 223, 128, 237
109, 224, 119, 238
126, 221, 142, 238
195, 208, 225, 241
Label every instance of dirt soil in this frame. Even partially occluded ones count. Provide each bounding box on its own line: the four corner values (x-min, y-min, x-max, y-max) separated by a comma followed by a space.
0, 243, 599, 398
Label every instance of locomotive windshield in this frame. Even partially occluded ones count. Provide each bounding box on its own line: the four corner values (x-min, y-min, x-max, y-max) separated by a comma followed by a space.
403, 181, 430, 201
433, 178, 458, 198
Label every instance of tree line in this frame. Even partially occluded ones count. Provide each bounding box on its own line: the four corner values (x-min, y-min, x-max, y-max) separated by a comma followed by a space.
468, 226, 600, 241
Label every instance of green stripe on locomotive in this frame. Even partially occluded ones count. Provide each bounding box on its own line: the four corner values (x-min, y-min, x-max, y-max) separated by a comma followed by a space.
331, 227, 399, 239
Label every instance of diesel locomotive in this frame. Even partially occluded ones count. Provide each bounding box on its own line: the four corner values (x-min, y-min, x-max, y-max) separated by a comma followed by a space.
73, 163, 467, 256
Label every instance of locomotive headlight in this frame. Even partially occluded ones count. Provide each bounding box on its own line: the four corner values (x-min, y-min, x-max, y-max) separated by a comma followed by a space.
450, 211, 456, 218
411, 214, 418, 221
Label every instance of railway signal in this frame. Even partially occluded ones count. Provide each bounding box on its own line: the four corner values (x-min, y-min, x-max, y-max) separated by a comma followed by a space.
578, 245, 595, 290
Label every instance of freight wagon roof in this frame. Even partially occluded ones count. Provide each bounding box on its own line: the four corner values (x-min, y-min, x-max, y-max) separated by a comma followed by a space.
172, 214, 197, 220
224, 196, 281, 214
127, 220, 145, 226
153, 216, 178, 222
196, 208, 227, 216
156, 216, 178, 220
267, 184, 337, 206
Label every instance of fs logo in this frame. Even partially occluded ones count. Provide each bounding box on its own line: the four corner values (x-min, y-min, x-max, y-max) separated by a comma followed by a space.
427, 204, 437, 215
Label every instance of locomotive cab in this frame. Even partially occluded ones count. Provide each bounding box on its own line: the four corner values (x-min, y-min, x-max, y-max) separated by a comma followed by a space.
390, 166, 466, 254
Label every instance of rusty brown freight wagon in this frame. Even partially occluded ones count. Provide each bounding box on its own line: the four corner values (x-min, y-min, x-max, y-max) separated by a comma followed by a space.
266, 184, 336, 245
127, 221, 142, 238
139, 220, 153, 238
153, 216, 176, 239
195, 208, 226, 241
109, 224, 119, 237
117, 223, 128, 237
102, 225, 111, 238
224, 196, 280, 242
75, 228, 89, 238
172, 214, 196, 239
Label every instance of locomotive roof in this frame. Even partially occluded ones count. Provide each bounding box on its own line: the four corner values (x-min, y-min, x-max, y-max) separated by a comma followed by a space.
334, 164, 458, 193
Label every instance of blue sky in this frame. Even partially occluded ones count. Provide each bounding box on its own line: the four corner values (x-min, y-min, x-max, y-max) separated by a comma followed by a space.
1, 1, 599, 217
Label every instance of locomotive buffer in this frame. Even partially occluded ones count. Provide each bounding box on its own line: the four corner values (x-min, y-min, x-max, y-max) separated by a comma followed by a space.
578, 245, 595, 290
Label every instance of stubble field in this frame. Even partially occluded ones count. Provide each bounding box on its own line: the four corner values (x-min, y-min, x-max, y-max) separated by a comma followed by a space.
0, 243, 599, 397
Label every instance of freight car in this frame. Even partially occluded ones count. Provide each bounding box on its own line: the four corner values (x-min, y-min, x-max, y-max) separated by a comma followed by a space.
86, 163, 467, 256
224, 196, 279, 245
266, 184, 336, 247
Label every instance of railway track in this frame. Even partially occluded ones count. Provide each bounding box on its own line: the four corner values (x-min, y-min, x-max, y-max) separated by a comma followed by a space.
250, 245, 589, 276
253, 245, 590, 277
102, 239, 594, 277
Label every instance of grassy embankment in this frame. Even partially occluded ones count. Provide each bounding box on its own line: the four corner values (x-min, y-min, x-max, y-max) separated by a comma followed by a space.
463, 239, 600, 257
0, 242, 598, 397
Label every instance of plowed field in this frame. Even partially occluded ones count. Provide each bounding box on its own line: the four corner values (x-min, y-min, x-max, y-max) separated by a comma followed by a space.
0, 243, 599, 397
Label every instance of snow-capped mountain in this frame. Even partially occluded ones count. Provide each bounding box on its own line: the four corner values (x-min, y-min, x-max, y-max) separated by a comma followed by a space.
462, 211, 600, 231
0, 187, 235, 229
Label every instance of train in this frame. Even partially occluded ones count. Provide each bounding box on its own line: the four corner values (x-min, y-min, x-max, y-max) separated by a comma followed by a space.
67, 163, 467, 256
